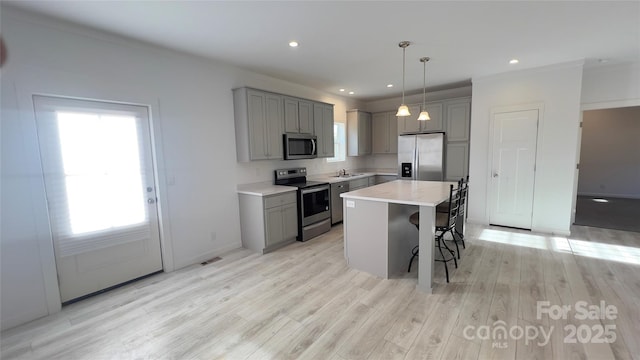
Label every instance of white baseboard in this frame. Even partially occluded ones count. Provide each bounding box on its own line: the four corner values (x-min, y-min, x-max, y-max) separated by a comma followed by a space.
577, 192, 640, 200
174, 241, 242, 271
532, 226, 571, 236
1, 308, 49, 332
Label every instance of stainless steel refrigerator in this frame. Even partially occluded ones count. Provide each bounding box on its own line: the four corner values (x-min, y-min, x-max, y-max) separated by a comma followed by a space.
398, 132, 445, 181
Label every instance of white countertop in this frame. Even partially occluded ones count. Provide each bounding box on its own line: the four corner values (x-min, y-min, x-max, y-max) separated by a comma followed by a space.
237, 169, 398, 196
237, 182, 297, 196
309, 170, 397, 184
340, 180, 457, 206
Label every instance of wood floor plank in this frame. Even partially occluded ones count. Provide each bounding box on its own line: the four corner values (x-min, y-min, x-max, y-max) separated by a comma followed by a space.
2, 223, 639, 360
441, 334, 481, 360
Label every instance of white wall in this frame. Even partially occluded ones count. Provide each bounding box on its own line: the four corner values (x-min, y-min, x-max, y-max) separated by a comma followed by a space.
578, 107, 640, 198
468, 61, 584, 235
581, 62, 640, 109
0, 7, 362, 330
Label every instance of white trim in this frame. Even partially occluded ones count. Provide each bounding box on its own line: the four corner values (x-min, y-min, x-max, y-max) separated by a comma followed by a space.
176, 243, 242, 270
532, 226, 571, 237
581, 99, 640, 111
571, 110, 583, 224
15, 84, 63, 318
487, 103, 545, 229
473, 60, 585, 84
577, 192, 640, 200
149, 98, 175, 272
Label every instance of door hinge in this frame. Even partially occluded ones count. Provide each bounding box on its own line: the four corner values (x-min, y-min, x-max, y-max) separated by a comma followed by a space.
579, 121, 583, 128
576, 163, 580, 170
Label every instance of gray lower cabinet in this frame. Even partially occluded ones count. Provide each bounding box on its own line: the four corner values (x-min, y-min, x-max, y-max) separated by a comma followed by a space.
233, 88, 283, 161
349, 177, 369, 190
374, 175, 398, 184
239, 191, 298, 254
330, 182, 349, 224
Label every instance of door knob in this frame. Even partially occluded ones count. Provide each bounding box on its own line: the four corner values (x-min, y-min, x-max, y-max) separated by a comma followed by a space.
493, 172, 499, 178
148, 198, 156, 204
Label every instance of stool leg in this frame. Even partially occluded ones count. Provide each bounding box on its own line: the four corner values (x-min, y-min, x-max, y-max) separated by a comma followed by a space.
408, 246, 418, 272
450, 229, 461, 259
441, 237, 458, 268
437, 238, 450, 283
455, 228, 466, 249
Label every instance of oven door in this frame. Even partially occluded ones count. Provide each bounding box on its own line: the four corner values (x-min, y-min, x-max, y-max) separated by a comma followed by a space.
300, 184, 331, 226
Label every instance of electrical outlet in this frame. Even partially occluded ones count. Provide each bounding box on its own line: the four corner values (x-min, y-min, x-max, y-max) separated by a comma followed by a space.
210, 232, 217, 242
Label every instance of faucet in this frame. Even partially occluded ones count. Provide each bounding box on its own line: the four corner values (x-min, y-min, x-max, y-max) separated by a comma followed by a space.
339, 169, 347, 176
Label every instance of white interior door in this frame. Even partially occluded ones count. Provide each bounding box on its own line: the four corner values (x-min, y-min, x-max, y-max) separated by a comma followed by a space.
34, 96, 163, 303
489, 109, 539, 229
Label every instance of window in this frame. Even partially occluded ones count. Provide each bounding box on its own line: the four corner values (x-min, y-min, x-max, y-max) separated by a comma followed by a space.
327, 122, 346, 162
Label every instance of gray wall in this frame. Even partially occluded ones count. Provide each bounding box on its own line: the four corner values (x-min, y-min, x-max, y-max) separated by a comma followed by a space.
578, 106, 640, 199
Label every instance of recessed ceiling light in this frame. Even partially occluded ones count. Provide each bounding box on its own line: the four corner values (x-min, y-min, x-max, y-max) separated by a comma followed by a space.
509, 59, 519, 64
339, 88, 345, 92
289, 41, 299, 47
348, 91, 355, 95
387, 84, 394, 88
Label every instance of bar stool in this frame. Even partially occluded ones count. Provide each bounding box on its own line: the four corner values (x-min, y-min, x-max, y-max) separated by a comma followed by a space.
436, 177, 468, 259
407, 184, 460, 283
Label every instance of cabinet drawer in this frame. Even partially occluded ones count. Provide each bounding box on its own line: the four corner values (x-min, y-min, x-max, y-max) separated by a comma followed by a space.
264, 191, 297, 209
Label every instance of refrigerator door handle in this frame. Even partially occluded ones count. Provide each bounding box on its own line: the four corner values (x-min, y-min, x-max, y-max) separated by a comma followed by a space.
412, 145, 420, 180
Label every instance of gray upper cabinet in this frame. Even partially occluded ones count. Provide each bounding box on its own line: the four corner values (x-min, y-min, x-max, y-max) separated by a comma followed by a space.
398, 102, 443, 134
372, 111, 398, 154
446, 142, 469, 181
443, 97, 471, 181
234, 88, 283, 161
347, 110, 372, 156
313, 102, 335, 158
445, 99, 471, 142
284, 97, 313, 134
234, 87, 334, 162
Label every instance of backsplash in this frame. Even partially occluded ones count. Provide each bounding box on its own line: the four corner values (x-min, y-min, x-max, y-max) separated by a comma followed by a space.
236, 156, 367, 184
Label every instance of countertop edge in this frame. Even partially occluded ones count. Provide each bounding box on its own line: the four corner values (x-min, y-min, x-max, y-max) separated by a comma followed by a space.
339, 193, 440, 207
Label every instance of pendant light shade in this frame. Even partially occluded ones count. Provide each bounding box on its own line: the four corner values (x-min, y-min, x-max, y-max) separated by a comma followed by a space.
418, 57, 431, 121
396, 41, 411, 117
417, 110, 431, 121
396, 105, 411, 117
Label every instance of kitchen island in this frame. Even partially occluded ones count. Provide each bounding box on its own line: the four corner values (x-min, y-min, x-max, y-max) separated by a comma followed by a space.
340, 180, 456, 293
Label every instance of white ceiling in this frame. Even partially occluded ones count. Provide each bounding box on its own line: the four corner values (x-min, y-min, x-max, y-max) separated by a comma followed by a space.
5, 1, 640, 100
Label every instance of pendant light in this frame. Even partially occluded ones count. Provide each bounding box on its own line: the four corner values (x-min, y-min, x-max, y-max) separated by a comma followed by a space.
417, 57, 431, 121
396, 41, 411, 117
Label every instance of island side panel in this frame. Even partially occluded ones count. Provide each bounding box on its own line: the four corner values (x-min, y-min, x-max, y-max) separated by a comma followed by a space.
387, 203, 418, 277
417, 205, 436, 294
343, 199, 389, 278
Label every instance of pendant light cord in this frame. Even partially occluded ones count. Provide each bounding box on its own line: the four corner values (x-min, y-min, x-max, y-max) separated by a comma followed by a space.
401, 46, 406, 104
422, 60, 426, 108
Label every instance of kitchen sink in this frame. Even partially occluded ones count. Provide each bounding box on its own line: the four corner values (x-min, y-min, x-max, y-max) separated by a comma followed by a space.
333, 173, 366, 178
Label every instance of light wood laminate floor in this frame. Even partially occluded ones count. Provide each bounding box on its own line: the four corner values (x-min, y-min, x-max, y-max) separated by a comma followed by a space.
2, 223, 640, 360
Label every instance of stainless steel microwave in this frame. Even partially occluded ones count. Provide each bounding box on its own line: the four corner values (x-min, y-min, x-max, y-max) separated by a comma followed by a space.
283, 133, 317, 160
